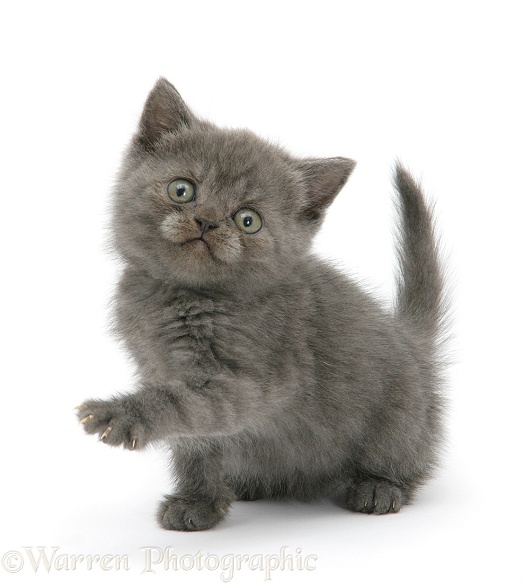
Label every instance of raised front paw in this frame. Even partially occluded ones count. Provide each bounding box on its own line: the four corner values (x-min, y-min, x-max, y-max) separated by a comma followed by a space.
346, 478, 405, 515
76, 397, 149, 450
157, 495, 230, 531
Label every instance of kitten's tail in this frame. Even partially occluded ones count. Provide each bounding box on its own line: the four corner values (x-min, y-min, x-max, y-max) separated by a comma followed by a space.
393, 163, 446, 345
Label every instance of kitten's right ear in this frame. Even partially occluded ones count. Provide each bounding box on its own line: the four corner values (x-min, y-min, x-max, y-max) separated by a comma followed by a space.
136, 78, 196, 149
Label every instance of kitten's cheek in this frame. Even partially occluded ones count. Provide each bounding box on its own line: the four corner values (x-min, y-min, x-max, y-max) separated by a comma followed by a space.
160, 214, 187, 244
211, 238, 243, 265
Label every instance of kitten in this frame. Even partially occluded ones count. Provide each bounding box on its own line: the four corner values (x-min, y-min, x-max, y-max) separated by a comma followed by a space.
77, 78, 447, 530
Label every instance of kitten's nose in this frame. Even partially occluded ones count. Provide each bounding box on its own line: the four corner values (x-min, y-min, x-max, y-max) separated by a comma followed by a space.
195, 218, 216, 233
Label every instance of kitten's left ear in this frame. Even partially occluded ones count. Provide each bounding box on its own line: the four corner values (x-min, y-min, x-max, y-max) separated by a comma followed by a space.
295, 157, 356, 222
136, 78, 197, 149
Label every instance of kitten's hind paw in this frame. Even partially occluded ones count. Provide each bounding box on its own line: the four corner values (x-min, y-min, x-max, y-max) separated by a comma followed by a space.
345, 478, 405, 515
157, 496, 230, 531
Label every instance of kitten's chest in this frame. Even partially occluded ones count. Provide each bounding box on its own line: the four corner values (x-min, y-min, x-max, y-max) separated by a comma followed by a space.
117, 277, 241, 382
154, 294, 230, 368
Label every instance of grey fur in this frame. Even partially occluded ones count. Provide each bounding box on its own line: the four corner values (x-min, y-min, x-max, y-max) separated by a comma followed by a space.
77, 78, 447, 530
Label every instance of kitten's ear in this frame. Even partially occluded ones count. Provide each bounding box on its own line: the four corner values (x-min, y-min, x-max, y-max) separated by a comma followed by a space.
136, 78, 196, 149
295, 157, 356, 222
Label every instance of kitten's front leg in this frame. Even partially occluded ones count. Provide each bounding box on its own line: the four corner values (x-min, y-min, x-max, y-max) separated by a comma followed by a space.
157, 441, 234, 531
76, 395, 153, 450
77, 376, 269, 448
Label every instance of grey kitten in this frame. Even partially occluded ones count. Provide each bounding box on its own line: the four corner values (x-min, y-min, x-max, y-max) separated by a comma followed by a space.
77, 78, 446, 530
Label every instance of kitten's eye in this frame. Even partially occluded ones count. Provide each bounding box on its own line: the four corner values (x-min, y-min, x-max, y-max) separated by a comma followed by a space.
167, 179, 196, 203
232, 208, 263, 234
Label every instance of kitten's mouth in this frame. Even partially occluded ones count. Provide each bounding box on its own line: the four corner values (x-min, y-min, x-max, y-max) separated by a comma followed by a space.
184, 236, 212, 254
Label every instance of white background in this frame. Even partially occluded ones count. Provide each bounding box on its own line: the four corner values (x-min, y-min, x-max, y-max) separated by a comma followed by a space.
1, 1, 523, 583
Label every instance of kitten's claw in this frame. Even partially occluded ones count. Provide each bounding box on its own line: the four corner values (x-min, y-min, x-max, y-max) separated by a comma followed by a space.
100, 427, 112, 441
77, 398, 149, 450
346, 479, 405, 515
157, 495, 230, 531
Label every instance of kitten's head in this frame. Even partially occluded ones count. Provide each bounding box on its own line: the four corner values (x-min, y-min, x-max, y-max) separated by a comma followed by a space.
112, 78, 355, 290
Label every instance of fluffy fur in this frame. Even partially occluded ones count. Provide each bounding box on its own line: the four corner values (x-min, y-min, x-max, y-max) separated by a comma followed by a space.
77, 78, 447, 530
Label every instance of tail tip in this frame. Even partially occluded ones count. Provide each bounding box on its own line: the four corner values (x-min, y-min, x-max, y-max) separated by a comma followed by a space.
394, 161, 419, 193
